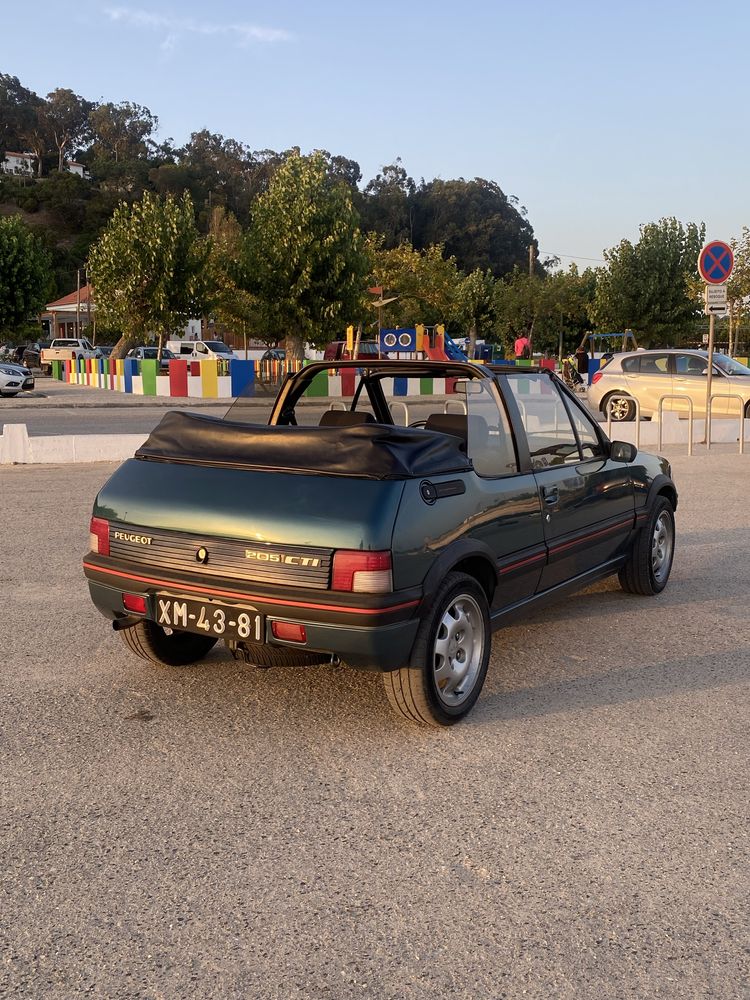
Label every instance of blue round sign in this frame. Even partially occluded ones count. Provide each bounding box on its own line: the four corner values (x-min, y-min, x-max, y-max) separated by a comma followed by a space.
698, 241, 734, 284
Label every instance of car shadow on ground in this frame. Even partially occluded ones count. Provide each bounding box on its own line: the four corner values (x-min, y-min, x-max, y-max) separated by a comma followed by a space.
477, 645, 750, 724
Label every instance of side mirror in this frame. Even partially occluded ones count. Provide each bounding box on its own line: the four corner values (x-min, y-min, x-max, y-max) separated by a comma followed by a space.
610, 440, 637, 463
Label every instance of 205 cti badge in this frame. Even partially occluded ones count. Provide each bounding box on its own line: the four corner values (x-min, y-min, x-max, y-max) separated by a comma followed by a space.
83, 361, 677, 727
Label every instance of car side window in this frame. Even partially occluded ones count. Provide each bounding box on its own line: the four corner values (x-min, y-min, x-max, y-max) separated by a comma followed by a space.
621, 356, 640, 373
196, 343, 208, 354
564, 398, 605, 459
638, 353, 670, 374
465, 382, 518, 477
675, 354, 707, 376
506, 374, 581, 468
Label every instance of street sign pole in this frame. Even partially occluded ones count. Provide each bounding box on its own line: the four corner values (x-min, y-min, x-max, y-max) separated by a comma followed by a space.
705, 311, 715, 443
698, 241, 734, 446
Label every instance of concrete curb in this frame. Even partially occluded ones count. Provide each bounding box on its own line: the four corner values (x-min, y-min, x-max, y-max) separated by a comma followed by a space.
3, 415, 748, 465
1, 424, 147, 464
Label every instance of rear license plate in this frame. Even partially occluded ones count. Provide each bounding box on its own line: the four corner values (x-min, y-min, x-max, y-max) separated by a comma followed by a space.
155, 595, 263, 642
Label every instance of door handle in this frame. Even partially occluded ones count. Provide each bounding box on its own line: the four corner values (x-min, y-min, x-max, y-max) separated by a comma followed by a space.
541, 485, 559, 505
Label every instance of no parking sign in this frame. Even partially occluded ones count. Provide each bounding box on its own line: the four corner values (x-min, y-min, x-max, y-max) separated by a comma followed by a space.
698, 241, 733, 284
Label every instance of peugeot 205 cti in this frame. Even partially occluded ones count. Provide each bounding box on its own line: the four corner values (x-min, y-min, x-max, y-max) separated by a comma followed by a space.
84, 361, 677, 727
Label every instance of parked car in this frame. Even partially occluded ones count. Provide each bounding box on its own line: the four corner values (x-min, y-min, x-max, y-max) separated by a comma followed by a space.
323, 340, 382, 362
0, 362, 35, 397
589, 349, 750, 420
173, 340, 235, 361
83, 360, 677, 727
97, 345, 115, 359
22, 341, 51, 369
40, 338, 101, 374
260, 348, 286, 364
126, 346, 176, 371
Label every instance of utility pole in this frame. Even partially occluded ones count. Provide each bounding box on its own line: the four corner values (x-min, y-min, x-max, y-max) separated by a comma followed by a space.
76, 268, 81, 336
528, 244, 535, 277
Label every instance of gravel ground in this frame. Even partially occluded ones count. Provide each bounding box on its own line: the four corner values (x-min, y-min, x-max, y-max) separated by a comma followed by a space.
1, 456, 748, 999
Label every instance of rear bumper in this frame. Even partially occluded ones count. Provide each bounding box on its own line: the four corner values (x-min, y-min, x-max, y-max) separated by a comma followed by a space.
85, 561, 422, 671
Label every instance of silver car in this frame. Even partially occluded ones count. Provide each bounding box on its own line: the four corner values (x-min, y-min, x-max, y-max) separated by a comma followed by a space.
588, 350, 750, 421
0, 363, 35, 398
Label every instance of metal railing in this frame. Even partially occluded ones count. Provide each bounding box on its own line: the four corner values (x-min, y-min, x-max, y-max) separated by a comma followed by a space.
707, 393, 746, 454
606, 396, 641, 449
657, 395, 693, 456
444, 399, 467, 415
389, 401, 410, 426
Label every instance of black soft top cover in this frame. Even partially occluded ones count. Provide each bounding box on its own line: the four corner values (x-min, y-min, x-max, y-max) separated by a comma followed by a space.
135, 411, 471, 480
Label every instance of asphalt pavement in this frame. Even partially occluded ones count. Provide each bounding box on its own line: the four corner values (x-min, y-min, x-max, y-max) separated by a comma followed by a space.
1, 456, 748, 999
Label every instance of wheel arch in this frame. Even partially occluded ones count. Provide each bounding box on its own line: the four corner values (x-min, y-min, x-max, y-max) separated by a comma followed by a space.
418, 540, 498, 611
647, 474, 678, 512
600, 388, 634, 414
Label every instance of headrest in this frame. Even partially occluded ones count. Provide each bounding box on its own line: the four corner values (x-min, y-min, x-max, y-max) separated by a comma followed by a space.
424, 413, 468, 442
318, 409, 375, 426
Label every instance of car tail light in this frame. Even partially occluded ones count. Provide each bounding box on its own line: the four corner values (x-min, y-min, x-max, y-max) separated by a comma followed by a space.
331, 550, 392, 593
271, 621, 307, 643
89, 516, 110, 555
123, 594, 147, 614
591, 372, 603, 385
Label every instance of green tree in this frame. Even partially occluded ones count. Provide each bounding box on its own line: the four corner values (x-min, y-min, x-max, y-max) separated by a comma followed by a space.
207, 206, 257, 343
493, 266, 596, 356
591, 218, 705, 343
367, 238, 461, 328
87, 191, 209, 357
358, 160, 415, 247
727, 228, 750, 355
245, 152, 368, 358
0, 215, 52, 337
455, 268, 495, 358
412, 178, 538, 277
0, 75, 38, 155
45, 88, 92, 172
88, 101, 158, 164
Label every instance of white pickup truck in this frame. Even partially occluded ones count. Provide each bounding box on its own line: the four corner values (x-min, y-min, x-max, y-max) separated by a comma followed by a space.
168, 340, 236, 361
40, 337, 101, 374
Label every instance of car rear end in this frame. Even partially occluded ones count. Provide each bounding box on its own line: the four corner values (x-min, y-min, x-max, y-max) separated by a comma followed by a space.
588, 354, 631, 416
83, 458, 422, 671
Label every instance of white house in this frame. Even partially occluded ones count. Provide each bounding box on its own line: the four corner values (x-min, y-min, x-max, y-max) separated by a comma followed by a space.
1, 151, 36, 176
65, 161, 90, 180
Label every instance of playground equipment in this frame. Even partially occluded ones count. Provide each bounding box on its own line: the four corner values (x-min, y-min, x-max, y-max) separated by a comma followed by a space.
579, 331, 639, 356
374, 323, 472, 363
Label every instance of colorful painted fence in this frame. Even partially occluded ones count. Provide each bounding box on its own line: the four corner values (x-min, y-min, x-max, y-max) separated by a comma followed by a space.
53, 357, 259, 399
53, 357, 539, 399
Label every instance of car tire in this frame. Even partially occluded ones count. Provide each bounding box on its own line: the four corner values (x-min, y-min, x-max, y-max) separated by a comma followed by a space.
120, 619, 217, 666
383, 572, 491, 727
604, 393, 636, 422
618, 496, 675, 596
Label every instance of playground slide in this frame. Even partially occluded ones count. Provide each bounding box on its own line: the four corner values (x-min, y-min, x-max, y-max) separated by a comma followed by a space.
422, 334, 469, 362
443, 334, 469, 362
422, 342, 448, 361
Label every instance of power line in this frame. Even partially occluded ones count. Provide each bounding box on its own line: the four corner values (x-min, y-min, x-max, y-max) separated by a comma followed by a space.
539, 250, 606, 263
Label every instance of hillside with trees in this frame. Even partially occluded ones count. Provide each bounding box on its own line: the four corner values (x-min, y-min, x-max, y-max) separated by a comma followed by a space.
2, 70, 743, 354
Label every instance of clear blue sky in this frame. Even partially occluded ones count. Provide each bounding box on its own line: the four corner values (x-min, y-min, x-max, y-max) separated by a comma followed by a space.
3, 0, 748, 268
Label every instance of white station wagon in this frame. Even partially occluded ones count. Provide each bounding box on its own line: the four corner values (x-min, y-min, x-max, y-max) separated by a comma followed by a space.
588, 350, 750, 421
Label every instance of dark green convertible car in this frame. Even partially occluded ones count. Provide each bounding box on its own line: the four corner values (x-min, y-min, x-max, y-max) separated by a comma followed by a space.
83, 361, 677, 726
